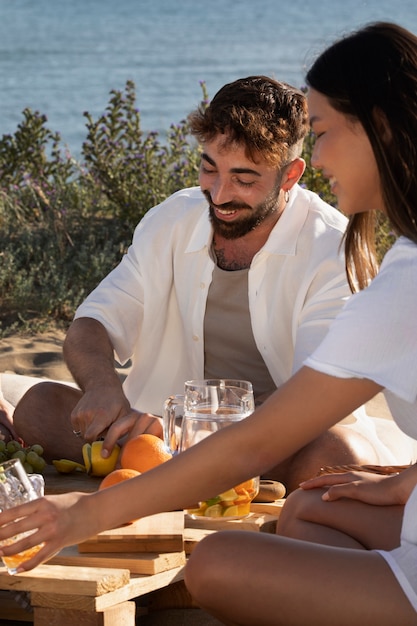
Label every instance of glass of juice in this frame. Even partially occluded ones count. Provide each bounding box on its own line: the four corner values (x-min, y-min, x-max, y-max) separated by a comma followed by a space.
0, 458, 44, 574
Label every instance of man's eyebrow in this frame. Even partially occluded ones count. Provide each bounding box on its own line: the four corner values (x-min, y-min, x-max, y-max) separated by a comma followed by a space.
309, 115, 319, 127
201, 152, 261, 177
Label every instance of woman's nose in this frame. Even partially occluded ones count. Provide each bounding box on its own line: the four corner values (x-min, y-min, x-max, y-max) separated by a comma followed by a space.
310, 143, 321, 169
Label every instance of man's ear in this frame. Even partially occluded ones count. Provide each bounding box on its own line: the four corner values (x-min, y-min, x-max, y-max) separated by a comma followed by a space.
282, 157, 306, 191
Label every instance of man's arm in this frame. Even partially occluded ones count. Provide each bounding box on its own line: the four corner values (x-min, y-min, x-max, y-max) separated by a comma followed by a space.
63, 317, 163, 447
64, 317, 123, 394
63, 317, 131, 441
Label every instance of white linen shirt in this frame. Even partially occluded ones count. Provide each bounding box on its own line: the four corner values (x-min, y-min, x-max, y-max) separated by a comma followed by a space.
75, 185, 350, 415
305, 237, 417, 440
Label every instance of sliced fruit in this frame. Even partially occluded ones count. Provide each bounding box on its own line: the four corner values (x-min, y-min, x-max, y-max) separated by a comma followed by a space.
82, 441, 120, 476
186, 507, 205, 516
237, 503, 251, 516
235, 478, 256, 493
234, 492, 251, 504
204, 504, 223, 517
218, 488, 238, 503
222, 505, 240, 517
52, 459, 87, 474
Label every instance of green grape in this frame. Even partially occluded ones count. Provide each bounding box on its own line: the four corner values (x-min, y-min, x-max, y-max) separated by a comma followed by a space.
30, 444, 44, 456
32, 456, 46, 472
26, 450, 46, 472
0, 439, 47, 474
26, 450, 38, 465
23, 461, 34, 474
12, 450, 27, 463
6, 440, 22, 455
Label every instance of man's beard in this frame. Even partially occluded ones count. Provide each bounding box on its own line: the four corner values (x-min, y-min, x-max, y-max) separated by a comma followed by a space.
203, 186, 281, 240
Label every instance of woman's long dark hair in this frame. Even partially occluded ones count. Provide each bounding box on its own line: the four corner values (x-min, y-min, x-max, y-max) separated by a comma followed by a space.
306, 22, 417, 290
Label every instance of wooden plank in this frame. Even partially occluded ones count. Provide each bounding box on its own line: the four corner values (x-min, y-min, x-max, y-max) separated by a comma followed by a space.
146, 580, 197, 611
183, 528, 216, 555
50, 545, 186, 575
0, 564, 130, 596
34, 601, 136, 626
31, 567, 186, 611
0, 589, 33, 622
78, 512, 184, 554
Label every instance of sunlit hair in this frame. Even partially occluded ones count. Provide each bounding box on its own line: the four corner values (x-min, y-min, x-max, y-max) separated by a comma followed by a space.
306, 22, 417, 291
188, 76, 309, 169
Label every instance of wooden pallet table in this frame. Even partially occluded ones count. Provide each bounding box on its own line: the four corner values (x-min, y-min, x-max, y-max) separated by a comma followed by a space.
0, 562, 186, 625
0, 467, 285, 624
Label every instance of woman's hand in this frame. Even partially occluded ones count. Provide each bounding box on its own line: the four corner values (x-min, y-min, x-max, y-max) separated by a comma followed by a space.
0, 492, 95, 572
300, 470, 407, 506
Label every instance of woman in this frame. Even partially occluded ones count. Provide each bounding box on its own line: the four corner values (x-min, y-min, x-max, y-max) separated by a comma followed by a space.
0, 22, 416, 625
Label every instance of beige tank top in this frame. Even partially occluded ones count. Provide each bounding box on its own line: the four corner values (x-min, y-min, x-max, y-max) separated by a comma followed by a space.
204, 264, 276, 401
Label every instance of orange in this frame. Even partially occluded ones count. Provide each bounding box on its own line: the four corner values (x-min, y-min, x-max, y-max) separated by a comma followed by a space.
120, 434, 172, 473
98, 468, 141, 490
98, 467, 141, 525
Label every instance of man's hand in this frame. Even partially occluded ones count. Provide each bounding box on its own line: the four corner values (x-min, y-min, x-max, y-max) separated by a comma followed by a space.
70, 385, 163, 458
100, 410, 163, 458
64, 317, 163, 458
70, 384, 132, 443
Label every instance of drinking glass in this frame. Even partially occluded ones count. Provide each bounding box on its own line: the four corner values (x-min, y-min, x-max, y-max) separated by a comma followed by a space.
0, 458, 44, 574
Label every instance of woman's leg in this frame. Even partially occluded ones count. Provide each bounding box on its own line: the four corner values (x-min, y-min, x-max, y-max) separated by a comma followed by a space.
185, 531, 416, 626
277, 487, 403, 549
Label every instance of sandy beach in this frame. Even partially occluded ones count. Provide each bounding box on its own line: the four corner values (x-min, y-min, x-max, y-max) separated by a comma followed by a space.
0, 328, 394, 419
0, 329, 133, 387
0, 330, 73, 382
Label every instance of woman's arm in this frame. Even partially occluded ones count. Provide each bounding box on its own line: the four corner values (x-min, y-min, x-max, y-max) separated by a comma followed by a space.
0, 367, 383, 571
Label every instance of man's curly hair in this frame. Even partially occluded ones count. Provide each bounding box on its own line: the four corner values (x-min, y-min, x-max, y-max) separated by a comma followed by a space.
188, 76, 308, 168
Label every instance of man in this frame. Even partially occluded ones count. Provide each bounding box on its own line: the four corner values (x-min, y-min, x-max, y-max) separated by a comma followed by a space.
12, 76, 390, 492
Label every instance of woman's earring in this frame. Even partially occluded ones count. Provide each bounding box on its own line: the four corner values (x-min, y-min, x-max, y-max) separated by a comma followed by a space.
284, 190, 290, 203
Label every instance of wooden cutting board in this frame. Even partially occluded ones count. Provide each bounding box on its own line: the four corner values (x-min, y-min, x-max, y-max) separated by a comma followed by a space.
51, 544, 186, 575
43, 464, 102, 495
78, 511, 184, 553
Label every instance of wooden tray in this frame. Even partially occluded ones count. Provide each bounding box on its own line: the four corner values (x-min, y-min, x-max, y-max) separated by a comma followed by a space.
51, 545, 186, 575
77, 511, 184, 554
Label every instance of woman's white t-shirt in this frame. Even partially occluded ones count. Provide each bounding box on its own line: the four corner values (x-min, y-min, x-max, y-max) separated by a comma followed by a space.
305, 236, 417, 611
305, 236, 417, 440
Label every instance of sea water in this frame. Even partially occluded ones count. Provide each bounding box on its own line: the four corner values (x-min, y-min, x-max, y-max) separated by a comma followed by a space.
0, 0, 417, 157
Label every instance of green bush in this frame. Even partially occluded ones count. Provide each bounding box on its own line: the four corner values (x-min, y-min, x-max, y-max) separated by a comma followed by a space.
0, 81, 395, 337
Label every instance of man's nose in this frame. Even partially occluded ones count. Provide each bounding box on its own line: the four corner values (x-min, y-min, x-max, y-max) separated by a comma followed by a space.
209, 177, 234, 205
